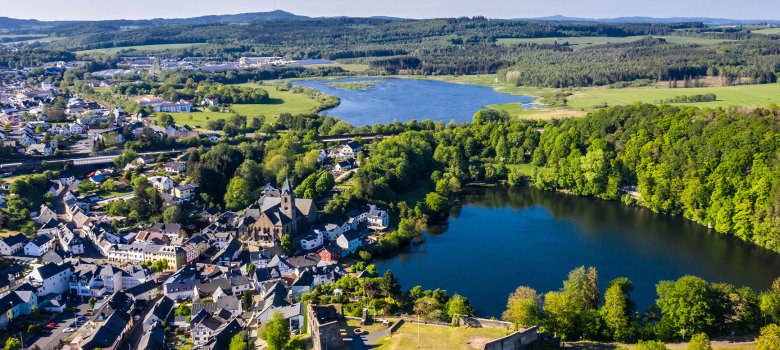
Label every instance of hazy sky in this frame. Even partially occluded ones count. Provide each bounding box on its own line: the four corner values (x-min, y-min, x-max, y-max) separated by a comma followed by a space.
3, 0, 778, 21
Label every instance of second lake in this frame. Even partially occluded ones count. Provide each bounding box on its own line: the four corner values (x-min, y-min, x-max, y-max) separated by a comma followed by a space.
292, 78, 535, 126
374, 186, 780, 318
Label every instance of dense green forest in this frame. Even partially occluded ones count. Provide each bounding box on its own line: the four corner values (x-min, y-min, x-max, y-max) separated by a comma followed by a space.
309, 104, 780, 256
501, 266, 780, 344
4, 16, 773, 85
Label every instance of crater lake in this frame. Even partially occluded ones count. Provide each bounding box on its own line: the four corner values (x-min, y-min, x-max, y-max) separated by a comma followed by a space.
375, 186, 780, 317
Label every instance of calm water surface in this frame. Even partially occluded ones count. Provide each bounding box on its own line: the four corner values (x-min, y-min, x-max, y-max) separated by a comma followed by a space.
293, 78, 534, 126
375, 187, 780, 317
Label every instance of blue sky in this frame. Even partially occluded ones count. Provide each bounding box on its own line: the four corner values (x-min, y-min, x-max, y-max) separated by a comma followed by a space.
3, 0, 777, 21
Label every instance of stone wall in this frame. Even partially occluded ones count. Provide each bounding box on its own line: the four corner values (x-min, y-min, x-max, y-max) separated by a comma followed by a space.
457, 316, 514, 330
483, 327, 539, 350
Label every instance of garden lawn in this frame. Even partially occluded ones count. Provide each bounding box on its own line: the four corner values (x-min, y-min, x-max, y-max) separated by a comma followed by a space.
374, 322, 511, 350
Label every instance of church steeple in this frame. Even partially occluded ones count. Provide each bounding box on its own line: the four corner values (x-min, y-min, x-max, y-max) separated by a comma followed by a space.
281, 177, 295, 220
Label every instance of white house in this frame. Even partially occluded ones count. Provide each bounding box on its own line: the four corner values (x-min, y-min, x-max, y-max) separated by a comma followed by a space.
34, 205, 58, 224
149, 176, 175, 192
299, 231, 323, 251
163, 161, 186, 174
69, 122, 85, 134
336, 231, 362, 258
317, 224, 342, 241
0, 234, 28, 256
28, 262, 72, 296
24, 235, 53, 257
367, 205, 389, 229
338, 141, 363, 159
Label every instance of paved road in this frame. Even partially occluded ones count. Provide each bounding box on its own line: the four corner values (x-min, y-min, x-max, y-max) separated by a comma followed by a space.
0, 147, 192, 169
31, 300, 90, 350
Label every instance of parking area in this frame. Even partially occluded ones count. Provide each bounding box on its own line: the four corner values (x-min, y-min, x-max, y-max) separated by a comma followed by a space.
30, 300, 90, 350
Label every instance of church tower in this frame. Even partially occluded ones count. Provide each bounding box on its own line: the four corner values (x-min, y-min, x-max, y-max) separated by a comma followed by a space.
281, 177, 296, 222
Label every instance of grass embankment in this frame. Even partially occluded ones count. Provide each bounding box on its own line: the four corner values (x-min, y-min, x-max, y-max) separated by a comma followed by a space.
373, 322, 511, 350
76, 43, 206, 55
168, 84, 322, 127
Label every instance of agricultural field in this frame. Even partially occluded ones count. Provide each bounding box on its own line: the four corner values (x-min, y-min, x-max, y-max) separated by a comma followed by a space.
752, 27, 780, 34
76, 43, 206, 55
567, 83, 780, 110
496, 35, 737, 50
373, 322, 511, 350
168, 84, 322, 127
427, 74, 780, 117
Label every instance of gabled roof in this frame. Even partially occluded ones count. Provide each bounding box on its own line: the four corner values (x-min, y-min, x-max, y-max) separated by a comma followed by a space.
146, 296, 174, 327
291, 269, 314, 287
33, 262, 71, 280
2, 233, 27, 247
202, 318, 243, 350
138, 322, 166, 350
81, 310, 130, 350
28, 235, 51, 247
126, 280, 157, 297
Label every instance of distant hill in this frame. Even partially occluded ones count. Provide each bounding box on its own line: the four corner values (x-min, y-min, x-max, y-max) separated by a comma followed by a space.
0, 10, 308, 31
521, 15, 780, 26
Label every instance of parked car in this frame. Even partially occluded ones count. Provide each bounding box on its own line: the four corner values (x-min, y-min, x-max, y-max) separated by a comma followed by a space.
44, 322, 56, 330
64, 328, 76, 333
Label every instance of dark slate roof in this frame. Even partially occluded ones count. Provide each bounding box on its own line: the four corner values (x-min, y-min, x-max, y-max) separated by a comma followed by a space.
29, 235, 51, 247
291, 270, 314, 287
41, 249, 64, 264
81, 311, 130, 350
126, 280, 157, 297
192, 295, 241, 315
2, 233, 27, 246
34, 262, 71, 280
341, 229, 360, 242
149, 296, 174, 324
203, 319, 243, 350
138, 322, 166, 350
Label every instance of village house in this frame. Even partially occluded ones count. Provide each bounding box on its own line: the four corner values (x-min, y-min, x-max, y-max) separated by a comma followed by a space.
149, 176, 175, 192
337, 140, 363, 159
23, 235, 53, 256
0, 234, 27, 256
27, 262, 72, 296
336, 230, 362, 258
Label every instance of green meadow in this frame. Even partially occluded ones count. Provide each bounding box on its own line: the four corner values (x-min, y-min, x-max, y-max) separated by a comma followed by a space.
497, 35, 737, 50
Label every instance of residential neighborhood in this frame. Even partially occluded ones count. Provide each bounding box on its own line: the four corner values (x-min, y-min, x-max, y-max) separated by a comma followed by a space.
0, 143, 393, 350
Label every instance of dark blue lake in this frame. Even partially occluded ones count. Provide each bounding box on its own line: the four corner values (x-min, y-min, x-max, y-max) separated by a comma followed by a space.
375, 186, 780, 318
293, 78, 534, 126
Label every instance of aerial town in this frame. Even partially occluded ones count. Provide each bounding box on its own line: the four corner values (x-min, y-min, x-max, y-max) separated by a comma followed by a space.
5, 2, 780, 349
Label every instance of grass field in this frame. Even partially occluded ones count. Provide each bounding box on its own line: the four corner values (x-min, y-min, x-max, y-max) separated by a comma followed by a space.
429, 74, 780, 116
753, 27, 780, 34
567, 83, 780, 110
374, 323, 511, 350
169, 85, 322, 127
76, 43, 206, 55
497, 35, 737, 50
308, 62, 372, 73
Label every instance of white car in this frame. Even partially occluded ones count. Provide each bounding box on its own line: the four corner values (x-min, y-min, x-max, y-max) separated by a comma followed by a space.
63, 328, 76, 333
